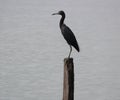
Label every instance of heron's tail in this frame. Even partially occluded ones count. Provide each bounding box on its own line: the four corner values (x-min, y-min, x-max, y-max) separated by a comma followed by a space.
74, 43, 80, 52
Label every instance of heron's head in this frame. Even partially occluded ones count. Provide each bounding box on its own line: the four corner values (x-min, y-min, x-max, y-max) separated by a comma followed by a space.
52, 10, 65, 16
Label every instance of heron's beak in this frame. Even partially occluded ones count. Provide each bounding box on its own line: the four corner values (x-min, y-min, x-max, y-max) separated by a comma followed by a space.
52, 13, 59, 15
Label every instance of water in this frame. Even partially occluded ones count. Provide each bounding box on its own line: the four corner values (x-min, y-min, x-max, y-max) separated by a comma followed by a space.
0, 0, 120, 100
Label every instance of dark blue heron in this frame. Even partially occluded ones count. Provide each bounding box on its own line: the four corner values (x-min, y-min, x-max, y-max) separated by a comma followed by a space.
52, 10, 80, 58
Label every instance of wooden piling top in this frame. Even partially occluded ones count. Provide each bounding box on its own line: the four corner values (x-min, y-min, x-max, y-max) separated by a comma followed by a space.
64, 58, 73, 64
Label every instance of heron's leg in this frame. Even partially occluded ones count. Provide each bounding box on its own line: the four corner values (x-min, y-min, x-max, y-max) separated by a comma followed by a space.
68, 45, 72, 58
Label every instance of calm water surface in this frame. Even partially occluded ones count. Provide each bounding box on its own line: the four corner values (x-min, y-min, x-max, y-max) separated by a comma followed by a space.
0, 0, 120, 100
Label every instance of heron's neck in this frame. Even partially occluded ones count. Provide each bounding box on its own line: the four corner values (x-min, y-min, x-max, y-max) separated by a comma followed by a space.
59, 14, 65, 28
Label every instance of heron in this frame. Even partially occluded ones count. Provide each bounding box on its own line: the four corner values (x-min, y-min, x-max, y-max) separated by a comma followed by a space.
52, 10, 80, 58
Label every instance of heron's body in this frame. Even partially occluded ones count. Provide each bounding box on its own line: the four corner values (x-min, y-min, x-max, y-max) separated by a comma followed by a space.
52, 10, 80, 58
60, 24, 79, 52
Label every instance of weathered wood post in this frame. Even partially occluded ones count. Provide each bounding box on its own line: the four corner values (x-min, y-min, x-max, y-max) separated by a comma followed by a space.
63, 58, 74, 100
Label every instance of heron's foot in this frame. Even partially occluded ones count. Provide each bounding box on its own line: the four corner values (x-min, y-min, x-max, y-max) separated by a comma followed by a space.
68, 55, 70, 59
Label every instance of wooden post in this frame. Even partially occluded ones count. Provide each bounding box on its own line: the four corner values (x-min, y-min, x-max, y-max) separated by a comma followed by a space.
63, 58, 74, 100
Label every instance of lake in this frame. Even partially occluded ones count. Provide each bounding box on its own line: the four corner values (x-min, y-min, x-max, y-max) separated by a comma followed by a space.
0, 0, 120, 100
